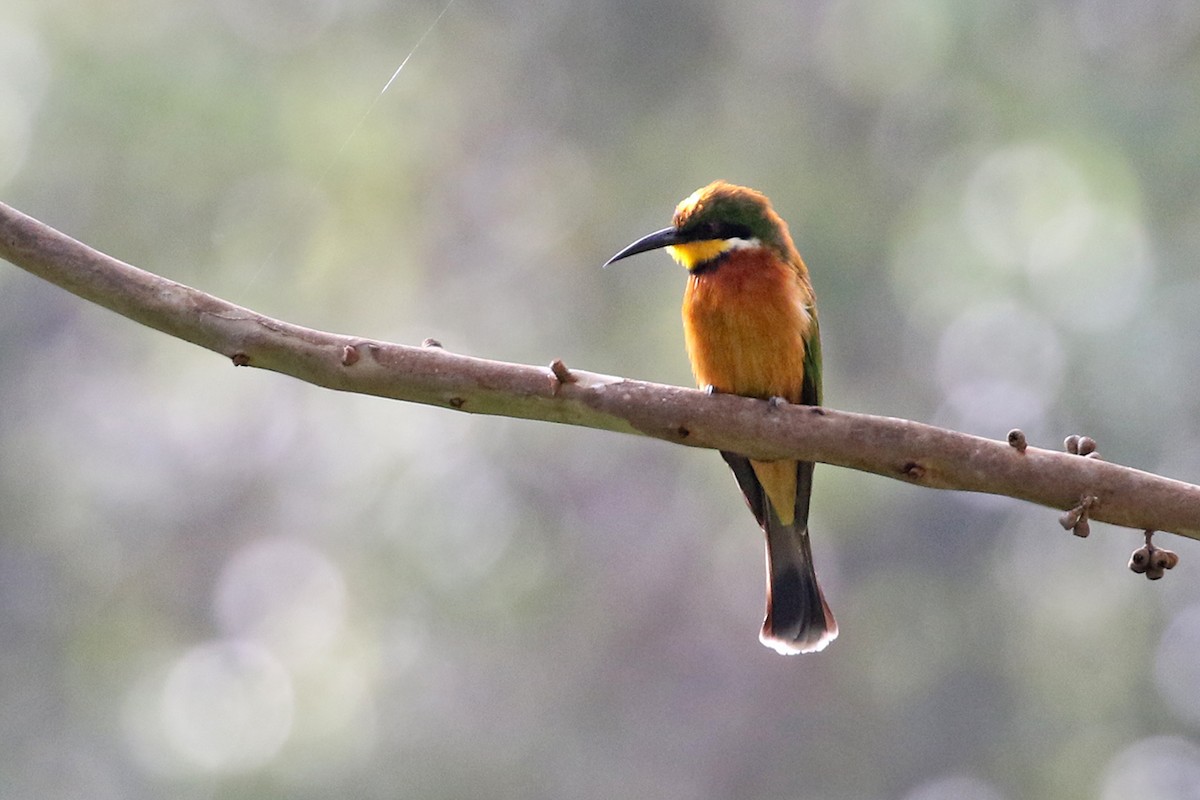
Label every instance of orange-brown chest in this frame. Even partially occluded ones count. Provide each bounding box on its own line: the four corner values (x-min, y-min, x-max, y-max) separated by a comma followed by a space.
682, 249, 813, 401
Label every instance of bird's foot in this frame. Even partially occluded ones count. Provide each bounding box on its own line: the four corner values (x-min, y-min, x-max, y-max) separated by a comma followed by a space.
767, 396, 788, 411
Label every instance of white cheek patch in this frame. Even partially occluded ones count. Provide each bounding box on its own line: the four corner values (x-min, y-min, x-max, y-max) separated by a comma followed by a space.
724, 237, 761, 251
668, 236, 763, 270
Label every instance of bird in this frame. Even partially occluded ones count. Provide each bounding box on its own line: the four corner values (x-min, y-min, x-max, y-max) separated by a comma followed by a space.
605, 181, 836, 654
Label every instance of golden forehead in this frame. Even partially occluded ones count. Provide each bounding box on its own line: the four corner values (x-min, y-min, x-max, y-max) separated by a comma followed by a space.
673, 180, 745, 226
677, 188, 704, 215
673, 188, 706, 225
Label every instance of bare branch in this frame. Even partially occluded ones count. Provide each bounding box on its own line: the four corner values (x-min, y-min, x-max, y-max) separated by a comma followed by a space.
4, 199, 1200, 541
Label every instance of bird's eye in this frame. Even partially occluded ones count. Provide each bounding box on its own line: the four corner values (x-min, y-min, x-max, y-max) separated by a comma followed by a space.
688, 220, 753, 241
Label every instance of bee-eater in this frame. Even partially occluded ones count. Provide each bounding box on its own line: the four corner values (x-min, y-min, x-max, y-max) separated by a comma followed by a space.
605, 181, 836, 654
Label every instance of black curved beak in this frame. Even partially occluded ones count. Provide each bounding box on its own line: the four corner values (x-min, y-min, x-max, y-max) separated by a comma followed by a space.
603, 227, 687, 267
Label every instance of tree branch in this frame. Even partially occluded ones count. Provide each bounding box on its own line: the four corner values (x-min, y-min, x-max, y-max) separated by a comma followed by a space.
4, 199, 1199, 541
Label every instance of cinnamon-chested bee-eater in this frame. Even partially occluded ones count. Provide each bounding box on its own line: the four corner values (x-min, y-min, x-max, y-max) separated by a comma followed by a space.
605, 181, 836, 654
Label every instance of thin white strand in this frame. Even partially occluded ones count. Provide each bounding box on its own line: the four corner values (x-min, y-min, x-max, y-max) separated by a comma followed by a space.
244, 0, 458, 292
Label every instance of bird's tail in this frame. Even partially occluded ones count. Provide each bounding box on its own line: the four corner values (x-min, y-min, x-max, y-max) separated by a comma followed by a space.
761, 508, 838, 655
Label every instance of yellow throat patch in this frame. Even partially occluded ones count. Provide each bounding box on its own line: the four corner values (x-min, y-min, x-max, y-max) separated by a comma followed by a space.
666, 239, 733, 271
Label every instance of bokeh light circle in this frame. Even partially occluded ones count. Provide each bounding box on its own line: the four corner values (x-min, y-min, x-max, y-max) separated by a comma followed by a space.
161, 639, 295, 773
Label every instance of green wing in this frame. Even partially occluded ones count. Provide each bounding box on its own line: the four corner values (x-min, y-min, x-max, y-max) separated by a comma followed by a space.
801, 308, 822, 407
720, 302, 822, 527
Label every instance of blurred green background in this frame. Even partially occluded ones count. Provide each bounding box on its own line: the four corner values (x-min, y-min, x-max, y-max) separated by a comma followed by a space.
3, 0, 1200, 797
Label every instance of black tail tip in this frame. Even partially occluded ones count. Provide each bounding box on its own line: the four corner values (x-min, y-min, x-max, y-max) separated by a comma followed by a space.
760, 620, 838, 655
760, 566, 838, 655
